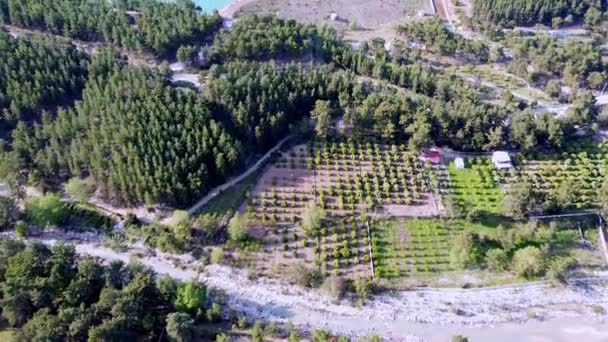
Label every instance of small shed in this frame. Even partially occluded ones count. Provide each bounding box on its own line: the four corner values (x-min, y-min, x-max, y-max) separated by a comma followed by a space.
421, 149, 441, 165
454, 157, 465, 170
492, 151, 512, 170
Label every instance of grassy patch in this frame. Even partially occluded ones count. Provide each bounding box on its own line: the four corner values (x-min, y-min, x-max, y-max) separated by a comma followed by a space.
371, 215, 604, 285
66, 202, 114, 232
371, 218, 496, 278
447, 158, 504, 214
198, 170, 261, 217
0, 330, 15, 342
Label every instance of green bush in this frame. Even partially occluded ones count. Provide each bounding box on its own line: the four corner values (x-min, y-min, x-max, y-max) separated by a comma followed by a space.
66, 204, 113, 231
206, 302, 222, 322
26, 194, 68, 228
65, 177, 91, 202
547, 257, 574, 285
228, 213, 249, 242
210, 247, 225, 264
0, 197, 17, 230
15, 221, 28, 238
174, 281, 206, 313
251, 320, 265, 342
512, 246, 546, 279
485, 248, 509, 272
449, 232, 480, 270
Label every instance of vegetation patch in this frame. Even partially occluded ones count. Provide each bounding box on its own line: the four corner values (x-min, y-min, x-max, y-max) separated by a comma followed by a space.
445, 158, 504, 215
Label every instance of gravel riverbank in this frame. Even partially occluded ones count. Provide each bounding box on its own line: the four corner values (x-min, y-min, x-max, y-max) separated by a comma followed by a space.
4, 232, 607, 341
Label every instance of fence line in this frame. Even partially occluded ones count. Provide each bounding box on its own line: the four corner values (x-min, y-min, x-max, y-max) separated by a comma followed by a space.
597, 215, 608, 265
365, 219, 375, 281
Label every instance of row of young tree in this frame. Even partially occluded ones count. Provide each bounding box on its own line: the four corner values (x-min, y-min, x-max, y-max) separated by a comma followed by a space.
472, 0, 606, 27
0, 0, 222, 56
0, 238, 226, 341
9, 49, 242, 206
0, 30, 89, 131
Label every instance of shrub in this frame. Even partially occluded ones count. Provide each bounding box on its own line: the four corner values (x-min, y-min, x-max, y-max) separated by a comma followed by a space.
591, 304, 606, 315
237, 316, 248, 329
354, 276, 374, 305
451, 335, 469, 342
449, 232, 480, 270
312, 329, 330, 342
210, 247, 225, 264
251, 320, 265, 342
215, 333, 230, 342
322, 276, 345, 301
264, 321, 279, 337
174, 281, 207, 313
512, 246, 546, 279
65, 177, 91, 202
26, 194, 68, 228
301, 202, 326, 237
171, 210, 190, 227
206, 302, 222, 322
14, 221, 28, 238
546, 257, 574, 285
228, 213, 249, 242
288, 331, 301, 342
288, 262, 323, 288
485, 248, 509, 272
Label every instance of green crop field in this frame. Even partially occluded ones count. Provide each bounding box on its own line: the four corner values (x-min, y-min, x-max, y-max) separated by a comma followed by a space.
446, 158, 504, 214
371, 219, 483, 278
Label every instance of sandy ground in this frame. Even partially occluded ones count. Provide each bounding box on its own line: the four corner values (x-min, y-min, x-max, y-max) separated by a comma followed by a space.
232, 0, 433, 43
169, 62, 203, 90
5, 227, 608, 341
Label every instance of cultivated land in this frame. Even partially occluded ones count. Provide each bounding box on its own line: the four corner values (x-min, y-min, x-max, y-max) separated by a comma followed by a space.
216, 140, 608, 288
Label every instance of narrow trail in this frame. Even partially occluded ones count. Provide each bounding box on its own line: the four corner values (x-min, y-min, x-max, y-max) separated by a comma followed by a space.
7, 230, 607, 341
184, 135, 292, 217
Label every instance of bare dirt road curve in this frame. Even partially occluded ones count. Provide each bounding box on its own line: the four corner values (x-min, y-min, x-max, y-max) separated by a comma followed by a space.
14, 231, 607, 342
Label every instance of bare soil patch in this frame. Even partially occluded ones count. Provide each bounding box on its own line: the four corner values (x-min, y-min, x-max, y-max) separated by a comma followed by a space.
235, 142, 441, 281
233, 0, 433, 43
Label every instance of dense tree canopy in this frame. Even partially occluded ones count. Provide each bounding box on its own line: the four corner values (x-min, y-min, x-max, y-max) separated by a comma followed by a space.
505, 34, 605, 88
13, 54, 242, 206
0, 31, 88, 131
0, 0, 222, 55
0, 239, 212, 341
473, 0, 606, 26
207, 61, 354, 150
213, 14, 320, 61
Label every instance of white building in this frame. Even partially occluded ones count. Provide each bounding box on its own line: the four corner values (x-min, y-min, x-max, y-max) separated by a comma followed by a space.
491, 151, 512, 170
454, 157, 465, 170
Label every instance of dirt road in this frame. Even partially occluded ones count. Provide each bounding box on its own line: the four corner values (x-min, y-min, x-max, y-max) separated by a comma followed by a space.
183, 135, 292, 217
432, 0, 448, 21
